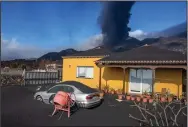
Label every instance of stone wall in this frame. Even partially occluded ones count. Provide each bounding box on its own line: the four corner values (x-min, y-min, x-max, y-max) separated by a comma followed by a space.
1, 75, 24, 86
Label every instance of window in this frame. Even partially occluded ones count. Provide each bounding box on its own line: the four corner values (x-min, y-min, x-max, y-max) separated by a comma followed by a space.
77, 66, 94, 79
63, 86, 74, 93
48, 86, 64, 93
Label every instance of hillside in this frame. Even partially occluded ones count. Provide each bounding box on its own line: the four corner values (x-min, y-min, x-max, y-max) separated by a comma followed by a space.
38, 34, 187, 61
38, 48, 80, 60
38, 21, 187, 60
146, 22, 187, 38
113, 35, 187, 54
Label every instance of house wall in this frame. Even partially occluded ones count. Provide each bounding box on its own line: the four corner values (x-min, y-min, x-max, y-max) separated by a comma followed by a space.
101, 67, 129, 92
62, 57, 102, 88
104, 68, 183, 96
62, 57, 128, 90
62, 57, 183, 96
154, 68, 182, 97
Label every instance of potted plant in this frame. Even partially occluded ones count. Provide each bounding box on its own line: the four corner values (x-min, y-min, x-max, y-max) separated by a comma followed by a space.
96, 85, 104, 97
103, 84, 110, 94
109, 88, 115, 95
143, 91, 148, 98
149, 97, 154, 103
142, 97, 148, 103
167, 94, 174, 102
181, 92, 187, 103
116, 89, 123, 100
131, 96, 135, 101
126, 93, 131, 100
136, 96, 141, 102
99, 90, 104, 98
153, 93, 160, 102
184, 98, 187, 105
160, 94, 167, 102
145, 92, 151, 99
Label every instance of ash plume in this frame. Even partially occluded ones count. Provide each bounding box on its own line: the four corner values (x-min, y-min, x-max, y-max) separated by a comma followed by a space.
98, 1, 135, 48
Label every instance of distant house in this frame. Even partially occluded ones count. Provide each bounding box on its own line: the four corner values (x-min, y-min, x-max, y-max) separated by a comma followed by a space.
44, 60, 62, 72
45, 63, 57, 71
62, 45, 187, 98
3, 67, 10, 72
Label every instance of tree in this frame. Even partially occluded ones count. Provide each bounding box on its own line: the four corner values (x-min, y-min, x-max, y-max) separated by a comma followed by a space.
129, 101, 187, 126
39, 60, 46, 69
21, 64, 26, 70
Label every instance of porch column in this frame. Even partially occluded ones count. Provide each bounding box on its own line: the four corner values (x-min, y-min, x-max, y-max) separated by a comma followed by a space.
99, 67, 102, 90
122, 67, 127, 94
151, 67, 156, 94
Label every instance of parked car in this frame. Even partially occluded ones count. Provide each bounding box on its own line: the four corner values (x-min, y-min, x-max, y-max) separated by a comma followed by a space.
34, 81, 103, 108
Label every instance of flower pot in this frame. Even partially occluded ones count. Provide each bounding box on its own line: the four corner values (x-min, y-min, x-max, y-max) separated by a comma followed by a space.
100, 92, 104, 97
143, 98, 148, 103
136, 97, 141, 102
146, 95, 151, 99
104, 90, 108, 93
111, 91, 115, 95
184, 99, 187, 105
155, 98, 159, 102
149, 99, 153, 103
118, 95, 123, 100
131, 96, 135, 101
126, 95, 131, 100
161, 97, 166, 102
168, 97, 173, 102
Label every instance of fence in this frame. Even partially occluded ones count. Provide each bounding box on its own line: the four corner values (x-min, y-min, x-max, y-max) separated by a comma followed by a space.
24, 71, 62, 86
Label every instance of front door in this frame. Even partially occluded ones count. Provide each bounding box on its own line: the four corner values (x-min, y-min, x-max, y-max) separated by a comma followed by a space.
129, 69, 153, 94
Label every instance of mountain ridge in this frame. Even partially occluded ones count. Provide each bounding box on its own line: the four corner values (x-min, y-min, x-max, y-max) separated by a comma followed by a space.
34, 21, 188, 60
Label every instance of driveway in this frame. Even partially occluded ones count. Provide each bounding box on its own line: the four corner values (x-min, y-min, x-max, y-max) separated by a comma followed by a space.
1, 86, 186, 126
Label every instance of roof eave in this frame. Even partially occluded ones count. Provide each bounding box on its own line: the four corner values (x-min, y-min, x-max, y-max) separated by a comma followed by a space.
95, 60, 187, 65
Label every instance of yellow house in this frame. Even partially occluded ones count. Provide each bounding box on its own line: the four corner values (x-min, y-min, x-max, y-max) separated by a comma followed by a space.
62, 45, 187, 98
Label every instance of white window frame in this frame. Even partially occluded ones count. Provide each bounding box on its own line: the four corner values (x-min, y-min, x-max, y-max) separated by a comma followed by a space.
129, 69, 153, 94
76, 66, 94, 79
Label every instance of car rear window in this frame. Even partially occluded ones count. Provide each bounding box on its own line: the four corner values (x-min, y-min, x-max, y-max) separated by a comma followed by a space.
61, 81, 98, 94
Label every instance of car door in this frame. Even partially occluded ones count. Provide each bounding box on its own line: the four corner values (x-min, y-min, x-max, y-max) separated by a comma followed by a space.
63, 86, 76, 100
63, 86, 74, 93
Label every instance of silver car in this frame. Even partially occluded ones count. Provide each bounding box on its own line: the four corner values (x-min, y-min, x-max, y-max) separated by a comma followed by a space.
34, 81, 103, 108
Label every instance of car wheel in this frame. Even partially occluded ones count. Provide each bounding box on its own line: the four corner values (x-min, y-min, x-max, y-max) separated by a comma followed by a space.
49, 94, 55, 104
36, 95, 43, 102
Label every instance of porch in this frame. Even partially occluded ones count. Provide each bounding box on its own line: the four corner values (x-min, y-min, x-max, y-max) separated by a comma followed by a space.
97, 64, 187, 98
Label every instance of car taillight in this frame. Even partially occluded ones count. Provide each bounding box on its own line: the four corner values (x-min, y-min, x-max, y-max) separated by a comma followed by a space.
86, 95, 93, 100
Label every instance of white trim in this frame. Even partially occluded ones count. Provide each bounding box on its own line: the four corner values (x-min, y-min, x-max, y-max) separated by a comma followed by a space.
76, 66, 94, 79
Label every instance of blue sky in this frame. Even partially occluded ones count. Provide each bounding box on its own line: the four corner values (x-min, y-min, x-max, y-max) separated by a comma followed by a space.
1, 1, 187, 59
